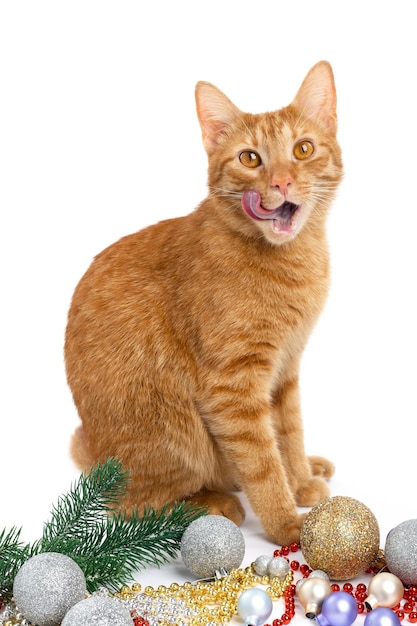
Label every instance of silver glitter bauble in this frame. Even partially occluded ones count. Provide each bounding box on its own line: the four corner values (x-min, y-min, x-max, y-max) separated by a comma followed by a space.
253, 555, 271, 576
13, 552, 87, 626
267, 556, 290, 579
61, 596, 133, 626
385, 519, 417, 585
180, 514, 245, 579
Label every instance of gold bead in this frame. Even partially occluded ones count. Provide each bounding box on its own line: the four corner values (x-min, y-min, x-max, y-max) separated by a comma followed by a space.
132, 582, 142, 592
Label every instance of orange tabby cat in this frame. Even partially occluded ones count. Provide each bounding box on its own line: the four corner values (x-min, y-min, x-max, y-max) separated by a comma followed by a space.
65, 61, 342, 545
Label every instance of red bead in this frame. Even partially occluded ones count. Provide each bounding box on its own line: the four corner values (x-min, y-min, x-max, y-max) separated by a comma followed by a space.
396, 610, 405, 621
355, 591, 368, 602
133, 618, 150, 626
409, 612, 417, 623
343, 583, 354, 594
290, 542, 299, 552
404, 603, 414, 613
273, 619, 282, 626
332, 584, 341, 592
290, 560, 299, 571
281, 545, 290, 556
357, 603, 365, 614
357, 583, 367, 593
274, 549, 282, 557
300, 564, 311, 576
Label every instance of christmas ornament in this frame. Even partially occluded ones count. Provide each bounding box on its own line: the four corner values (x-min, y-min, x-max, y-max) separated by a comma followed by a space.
296, 576, 332, 618
237, 588, 273, 626
253, 555, 290, 579
300, 496, 380, 580
180, 514, 245, 579
316, 591, 358, 626
61, 595, 133, 626
267, 557, 290, 579
365, 572, 404, 610
364, 607, 402, 626
254, 555, 272, 576
13, 552, 87, 626
385, 520, 417, 585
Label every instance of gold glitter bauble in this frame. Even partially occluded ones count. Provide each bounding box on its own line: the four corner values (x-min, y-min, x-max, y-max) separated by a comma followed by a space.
300, 496, 380, 580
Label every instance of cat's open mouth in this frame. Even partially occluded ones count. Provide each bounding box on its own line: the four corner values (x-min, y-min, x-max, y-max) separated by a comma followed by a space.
241, 189, 299, 235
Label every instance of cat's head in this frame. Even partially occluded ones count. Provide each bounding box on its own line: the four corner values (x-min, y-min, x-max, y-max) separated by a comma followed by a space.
195, 61, 343, 246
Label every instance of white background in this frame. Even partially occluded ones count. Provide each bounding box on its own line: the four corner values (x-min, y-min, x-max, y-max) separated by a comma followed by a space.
1, 2, 416, 624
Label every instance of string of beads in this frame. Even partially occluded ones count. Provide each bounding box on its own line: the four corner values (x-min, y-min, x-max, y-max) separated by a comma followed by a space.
115, 564, 294, 626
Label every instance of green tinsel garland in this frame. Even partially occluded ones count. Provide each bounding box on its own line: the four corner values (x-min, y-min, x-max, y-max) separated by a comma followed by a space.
0, 458, 207, 602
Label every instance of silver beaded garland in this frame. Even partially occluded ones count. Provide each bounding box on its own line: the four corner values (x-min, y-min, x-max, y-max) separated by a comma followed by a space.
13, 552, 87, 626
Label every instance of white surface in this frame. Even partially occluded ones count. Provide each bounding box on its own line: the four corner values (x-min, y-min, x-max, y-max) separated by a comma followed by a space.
1, 3, 416, 625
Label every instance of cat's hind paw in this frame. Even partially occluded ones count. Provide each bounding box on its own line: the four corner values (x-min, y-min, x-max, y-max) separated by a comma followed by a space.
308, 455, 335, 479
186, 491, 246, 526
295, 475, 330, 507
264, 512, 307, 546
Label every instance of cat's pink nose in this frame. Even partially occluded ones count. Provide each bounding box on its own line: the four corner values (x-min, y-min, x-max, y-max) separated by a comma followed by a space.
271, 176, 293, 195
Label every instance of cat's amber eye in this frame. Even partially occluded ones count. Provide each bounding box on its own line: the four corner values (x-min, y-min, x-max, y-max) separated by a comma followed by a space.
293, 140, 315, 160
239, 150, 262, 168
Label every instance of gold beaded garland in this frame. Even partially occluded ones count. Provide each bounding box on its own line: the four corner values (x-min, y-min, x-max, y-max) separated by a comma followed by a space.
113, 564, 293, 626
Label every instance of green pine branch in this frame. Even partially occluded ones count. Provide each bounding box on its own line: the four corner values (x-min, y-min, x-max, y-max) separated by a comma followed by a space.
39, 457, 130, 552
69, 501, 207, 592
0, 457, 207, 601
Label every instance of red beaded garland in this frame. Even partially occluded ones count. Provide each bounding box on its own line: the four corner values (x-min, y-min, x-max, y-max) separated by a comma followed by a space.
265, 544, 417, 626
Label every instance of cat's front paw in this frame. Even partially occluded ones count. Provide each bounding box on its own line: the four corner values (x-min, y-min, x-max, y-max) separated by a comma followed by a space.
295, 476, 330, 507
263, 512, 307, 546
308, 455, 335, 478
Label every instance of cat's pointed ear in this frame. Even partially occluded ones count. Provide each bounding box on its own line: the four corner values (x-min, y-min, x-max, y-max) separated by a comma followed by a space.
195, 82, 242, 155
291, 61, 337, 131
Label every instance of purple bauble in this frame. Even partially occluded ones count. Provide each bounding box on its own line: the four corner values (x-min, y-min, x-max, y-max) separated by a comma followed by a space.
316, 591, 358, 626
364, 607, 401, 626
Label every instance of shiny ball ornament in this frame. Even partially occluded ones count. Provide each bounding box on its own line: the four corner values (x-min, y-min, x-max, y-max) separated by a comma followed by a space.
296, 570, 329, 593
316, 591, 358, 626
300, 496, 380, 580
237, 588, 273, 626
364, 607, 402, 626
365, 572, 404, 610
13, 552, 87, 626
61, 595, 133, 626
180, 514, 245, 579
253, 555, 272, 576
296, 576, 332, 618
385, 519, 417, 585
267, 556, 290, 578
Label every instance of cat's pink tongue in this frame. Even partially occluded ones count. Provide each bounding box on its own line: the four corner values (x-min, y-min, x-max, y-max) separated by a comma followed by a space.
241, 189, 278, 220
